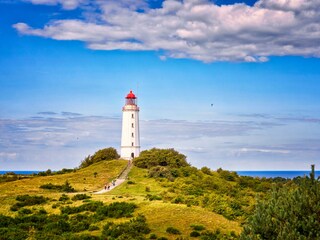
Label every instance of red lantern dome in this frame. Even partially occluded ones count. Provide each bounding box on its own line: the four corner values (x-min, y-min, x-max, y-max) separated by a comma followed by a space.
126, 90, 136, 99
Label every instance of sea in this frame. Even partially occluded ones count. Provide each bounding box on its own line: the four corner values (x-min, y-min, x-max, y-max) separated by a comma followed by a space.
237, 171, 320, 179
1, 170, 319, 179
0, 171, 40, 175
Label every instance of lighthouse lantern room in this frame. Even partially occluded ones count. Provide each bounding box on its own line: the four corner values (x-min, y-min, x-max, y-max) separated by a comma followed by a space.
121, 90, 140, 160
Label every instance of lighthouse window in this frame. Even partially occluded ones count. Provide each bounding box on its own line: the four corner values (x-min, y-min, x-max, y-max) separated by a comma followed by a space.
132, 142, 134, 146
132, 114, 134, 119
132, 123, 134, 128
132, 133, 134, 137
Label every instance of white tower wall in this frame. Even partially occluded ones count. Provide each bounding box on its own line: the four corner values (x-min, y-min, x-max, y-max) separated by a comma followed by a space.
120, 92, 140, 159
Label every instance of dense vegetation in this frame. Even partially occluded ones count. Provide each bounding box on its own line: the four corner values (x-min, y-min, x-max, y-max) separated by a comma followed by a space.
0, 172, 31, 183
40, 180, 76, 192
1, 199, 143, 240
134, 148, 288, 221
1, 147, 319, 239
79, 147, 120, 168
241, 165, 320, 239
134, 148, 189, 169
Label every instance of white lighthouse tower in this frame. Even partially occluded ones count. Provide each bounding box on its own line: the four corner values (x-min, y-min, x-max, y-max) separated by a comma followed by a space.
121, 90, 140, 160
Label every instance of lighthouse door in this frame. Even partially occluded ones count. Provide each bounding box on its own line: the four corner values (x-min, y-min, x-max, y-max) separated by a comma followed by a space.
131, 153, 134, 159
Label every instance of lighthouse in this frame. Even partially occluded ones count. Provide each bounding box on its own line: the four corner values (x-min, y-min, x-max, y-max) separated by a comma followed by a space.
121, 90, 140, 160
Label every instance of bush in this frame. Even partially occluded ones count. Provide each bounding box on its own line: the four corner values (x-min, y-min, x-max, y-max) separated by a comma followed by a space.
240, 165, 320, 239
101, 214, 150, 239
10, 195, 47, 211
145, 194, 162, 201
191, 224, 206, 231
40, 181, 76, 193
166, 227, 181, 235
88, 225, 99, 231
149, 233, 157, 239
134, 148, 189, 169
61, 201, 103, 214
79, 147, 119, 168
96, 202, 137, 218
72, 194, 91, 201
190, 231, 201, 237
59, 194, 70, 202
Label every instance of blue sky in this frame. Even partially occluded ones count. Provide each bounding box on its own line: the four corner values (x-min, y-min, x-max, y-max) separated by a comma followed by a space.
1, 0, 320, 171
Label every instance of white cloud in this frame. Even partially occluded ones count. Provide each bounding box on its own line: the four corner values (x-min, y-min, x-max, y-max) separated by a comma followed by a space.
23, 0, 86, 9
239, 148, 290, 154
14, 0, 320, 62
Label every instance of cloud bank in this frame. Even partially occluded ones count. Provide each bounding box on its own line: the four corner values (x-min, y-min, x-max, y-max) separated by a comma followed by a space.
1, 113, 319, 170
14, 0, 320, 62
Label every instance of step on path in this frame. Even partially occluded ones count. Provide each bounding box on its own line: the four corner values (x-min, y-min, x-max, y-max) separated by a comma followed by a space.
94, 162, 133, 194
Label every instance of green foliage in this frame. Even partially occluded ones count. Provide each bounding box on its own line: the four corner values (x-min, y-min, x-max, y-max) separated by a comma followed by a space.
37, 168, 75, 176
166, 226, 181, 235
145, 194, 162, 201
95, 202, 137, 218
241, 165, 320, 240
10, 195, 47, 211
60, 201, 104, 214
0, 227, 28, 240
134, 148, 189, 169
60, 201, 136, 219
71, 194, 91, 201
201, 167, 212, 175
101, 214, 151, 240
79, 147, 120, 168
191, 224, 206, 231
18, 208, 32, 215
1, 200, 140, 239
40, 181, 76, 192
59, 194, 70, 202
200, 229, 238, 240
217, 168, 238, 182
149, 233, 157, 239
190, 231, 201, 237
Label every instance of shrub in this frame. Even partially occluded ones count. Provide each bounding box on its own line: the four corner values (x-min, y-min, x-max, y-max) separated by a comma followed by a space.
40, 181, 76, 193
96, 202, 136, 218
149, 233, 157, 239
101, 214, 150, 239
190, 231, 201, 237
88, 225, 99, 231
240, 165, 320, 239
134, 148, 189, 169
10, 195, 47, 211
72, 194, 91, 201
145, 194, 162, 201
18, 208, 32, 214
59, 194, 70, 201
79, 147, 119, 168
166, 227, 181, 235
191, 224, 206, 231
61, 201, 103, 214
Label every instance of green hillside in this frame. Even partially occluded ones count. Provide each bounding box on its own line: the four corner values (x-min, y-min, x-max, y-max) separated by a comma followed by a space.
1, 148, 318, 240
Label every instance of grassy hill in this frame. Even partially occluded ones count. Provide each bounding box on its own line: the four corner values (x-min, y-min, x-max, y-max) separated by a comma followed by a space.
0, 159, 243, 239
1, 148, 317, 240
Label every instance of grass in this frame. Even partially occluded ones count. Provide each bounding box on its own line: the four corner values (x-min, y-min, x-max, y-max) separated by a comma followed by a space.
0, 160, 127, 215
138, 201, 241, 239
0, 160, 242, 238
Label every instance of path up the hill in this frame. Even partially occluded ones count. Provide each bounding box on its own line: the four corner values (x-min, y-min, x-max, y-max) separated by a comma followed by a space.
94, 161, 133, 194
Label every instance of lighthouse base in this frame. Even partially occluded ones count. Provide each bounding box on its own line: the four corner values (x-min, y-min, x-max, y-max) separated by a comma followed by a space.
121, 146, 140, 160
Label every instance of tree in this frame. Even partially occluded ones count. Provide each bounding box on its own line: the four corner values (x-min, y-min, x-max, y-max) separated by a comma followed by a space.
134, 148, 189, 169
79, 147, 120, 168
240, 165, 320, 239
